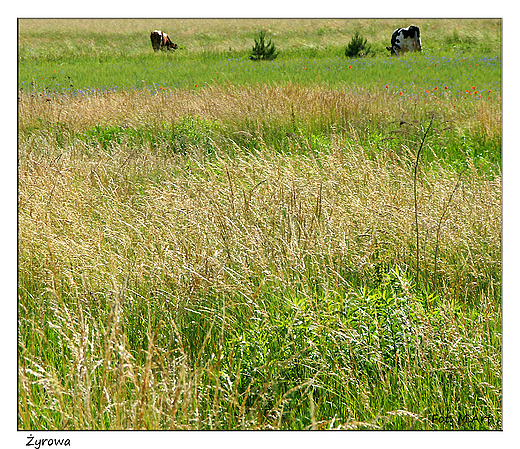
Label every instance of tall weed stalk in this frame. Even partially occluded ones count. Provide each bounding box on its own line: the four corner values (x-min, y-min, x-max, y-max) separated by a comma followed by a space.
413, 116, 434, 288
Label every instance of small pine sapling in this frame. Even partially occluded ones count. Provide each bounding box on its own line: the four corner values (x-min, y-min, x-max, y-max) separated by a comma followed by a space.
345, 32, 373, 58
250, 30, 279, 61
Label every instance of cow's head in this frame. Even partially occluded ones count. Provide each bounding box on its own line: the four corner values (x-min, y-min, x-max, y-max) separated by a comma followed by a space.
386, 45, 398, 56
161, 33, 179, 51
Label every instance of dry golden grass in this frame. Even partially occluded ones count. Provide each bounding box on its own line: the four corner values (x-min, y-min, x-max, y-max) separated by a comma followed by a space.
19, 85, 385, 132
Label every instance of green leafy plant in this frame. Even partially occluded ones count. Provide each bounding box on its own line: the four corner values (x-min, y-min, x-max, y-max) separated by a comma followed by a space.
80, 116, 218, 155
250, 30, 278, 61
345, 32, 373, 58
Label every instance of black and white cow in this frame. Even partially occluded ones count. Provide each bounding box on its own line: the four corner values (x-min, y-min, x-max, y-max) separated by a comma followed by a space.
150, 30, 178, 52
386, 25, 422, 56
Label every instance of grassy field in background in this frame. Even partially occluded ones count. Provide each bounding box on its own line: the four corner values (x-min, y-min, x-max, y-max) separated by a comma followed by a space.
18, 19, 502, 430
18, 18, 501, 57
18, 18, 501, 95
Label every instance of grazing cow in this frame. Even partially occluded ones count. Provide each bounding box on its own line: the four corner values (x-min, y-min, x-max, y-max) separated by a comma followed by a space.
386, 25, 422, 56
150, 30, 178, 52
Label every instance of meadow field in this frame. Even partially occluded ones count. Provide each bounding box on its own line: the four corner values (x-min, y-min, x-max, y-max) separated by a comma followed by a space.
18, 19, 502, 430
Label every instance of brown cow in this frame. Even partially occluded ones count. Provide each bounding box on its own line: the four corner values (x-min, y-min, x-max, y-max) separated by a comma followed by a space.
150, 30, 178, 52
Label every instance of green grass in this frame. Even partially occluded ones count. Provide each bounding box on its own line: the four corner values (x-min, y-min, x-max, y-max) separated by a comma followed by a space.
18, 19, 502, 430
19, 42, 501, 96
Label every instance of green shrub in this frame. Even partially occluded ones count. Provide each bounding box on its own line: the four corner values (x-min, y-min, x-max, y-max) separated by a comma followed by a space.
250, 30, 278, 61
345, 32, 373, 58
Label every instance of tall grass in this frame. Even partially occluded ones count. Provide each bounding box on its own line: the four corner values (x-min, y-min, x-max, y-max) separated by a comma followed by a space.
18, 84, 501, 429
